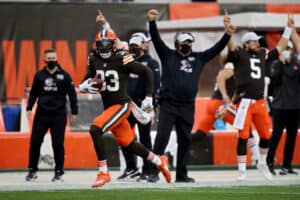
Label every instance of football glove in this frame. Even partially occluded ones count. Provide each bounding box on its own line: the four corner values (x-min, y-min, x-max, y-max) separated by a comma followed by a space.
79, 78, 99, 94
141, 96, 153, 112
131, 102, 151, 125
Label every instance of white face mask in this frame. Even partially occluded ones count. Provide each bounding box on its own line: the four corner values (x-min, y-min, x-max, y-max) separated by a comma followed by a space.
282, 50, 291, 60
100, 52, 112, 59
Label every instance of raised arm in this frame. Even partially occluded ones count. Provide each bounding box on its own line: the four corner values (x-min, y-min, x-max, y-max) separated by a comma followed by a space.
290, 15, 300, 52
147, 9, 170, 60
96, 9, 112, 31
202, 9, 235, 63
224, 9, 236, 52
276, 15, 294, 53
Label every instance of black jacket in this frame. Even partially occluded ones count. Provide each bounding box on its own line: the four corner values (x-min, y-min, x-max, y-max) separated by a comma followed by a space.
270, 60, 300, 109
27, 65, 78, 115
149, 20, 231, 103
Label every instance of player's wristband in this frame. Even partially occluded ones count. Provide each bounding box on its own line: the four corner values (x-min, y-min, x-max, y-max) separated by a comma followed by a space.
282, 27, 292, 39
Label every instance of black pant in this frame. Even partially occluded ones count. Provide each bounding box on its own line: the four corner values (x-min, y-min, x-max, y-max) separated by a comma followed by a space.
28, 113, 67, 172
267, 109, 300, 168
152, 100, 194, 180
121, 113, 152, 174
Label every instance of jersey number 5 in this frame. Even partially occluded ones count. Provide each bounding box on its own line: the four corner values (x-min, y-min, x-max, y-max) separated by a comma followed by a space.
250, 58, 261, 79
96, 70, 119, 92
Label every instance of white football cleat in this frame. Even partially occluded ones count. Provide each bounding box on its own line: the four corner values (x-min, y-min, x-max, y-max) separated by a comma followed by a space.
257, 163, 273, 181
237, 170, 247, 181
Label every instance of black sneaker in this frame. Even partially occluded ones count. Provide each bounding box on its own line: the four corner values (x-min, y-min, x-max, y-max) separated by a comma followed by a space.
279, 168, 288, 175
147, 174, 159, 183
25, 171, 38, 181
287, 168, 298, 175
137, 173, 149, 183
280, 167, 299, 175
52, 170, 64, 182
175, 176, 195, 183
268, 164, 276, 176
117, 168, 140, 180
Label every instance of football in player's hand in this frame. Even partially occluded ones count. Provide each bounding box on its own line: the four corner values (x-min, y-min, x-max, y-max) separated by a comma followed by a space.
88, 78, 103, 90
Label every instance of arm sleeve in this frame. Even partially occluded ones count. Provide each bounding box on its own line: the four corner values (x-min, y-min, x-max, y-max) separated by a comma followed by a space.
267, 48, 280, 65
201, 33, 231, 63
149, 59, 160, 95
65, 73, 78, 115
26, 74, 40, 111
126, 61, 154, 95
81, 56, 97, 82
149, 21, 171, 61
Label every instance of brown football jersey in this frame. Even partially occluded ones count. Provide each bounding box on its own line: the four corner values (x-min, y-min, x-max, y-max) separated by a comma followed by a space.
83, 50, 153, 108
229, 48, 278, 99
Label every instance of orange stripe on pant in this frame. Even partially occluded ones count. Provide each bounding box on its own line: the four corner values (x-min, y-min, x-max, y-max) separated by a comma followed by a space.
92, 102, 134, 147
195, 99, 235, 133
237, 99, 271, 140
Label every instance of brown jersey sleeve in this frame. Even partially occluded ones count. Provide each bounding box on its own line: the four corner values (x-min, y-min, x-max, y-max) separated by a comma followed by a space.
125, 61, 154, 95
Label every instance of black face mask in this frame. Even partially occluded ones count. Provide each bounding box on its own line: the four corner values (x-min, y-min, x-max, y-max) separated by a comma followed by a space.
179, 44, 191, 55
46, 61, 57, 70
129, 48, 143, 58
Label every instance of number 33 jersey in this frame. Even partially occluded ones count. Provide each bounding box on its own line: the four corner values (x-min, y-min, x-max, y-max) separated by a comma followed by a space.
229, 47, 278, 99
83, 50, 153, 108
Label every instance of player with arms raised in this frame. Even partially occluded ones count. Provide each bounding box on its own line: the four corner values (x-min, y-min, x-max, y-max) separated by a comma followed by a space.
220, 13, 294, 181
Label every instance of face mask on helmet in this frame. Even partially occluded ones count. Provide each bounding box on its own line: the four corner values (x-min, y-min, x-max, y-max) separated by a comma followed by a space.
96, 39, 115, 59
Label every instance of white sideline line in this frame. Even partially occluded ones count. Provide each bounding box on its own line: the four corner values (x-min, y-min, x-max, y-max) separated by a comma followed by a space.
0, 170, 299, 191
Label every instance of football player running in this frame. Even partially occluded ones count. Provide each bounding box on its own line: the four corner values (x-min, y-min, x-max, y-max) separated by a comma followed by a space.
79, 28, 171, 188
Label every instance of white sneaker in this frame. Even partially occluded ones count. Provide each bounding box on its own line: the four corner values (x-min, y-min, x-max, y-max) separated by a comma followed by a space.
257, 163, 272, 181
237, 170, 247, 181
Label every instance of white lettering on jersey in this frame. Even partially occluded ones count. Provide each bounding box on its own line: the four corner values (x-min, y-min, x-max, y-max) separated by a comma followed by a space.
249, 58, 261, 79
96, 69, 120, 92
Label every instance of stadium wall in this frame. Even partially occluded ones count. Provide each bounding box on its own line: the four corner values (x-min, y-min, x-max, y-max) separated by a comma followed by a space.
1, 2, 300, 101
0, 98, 300, 169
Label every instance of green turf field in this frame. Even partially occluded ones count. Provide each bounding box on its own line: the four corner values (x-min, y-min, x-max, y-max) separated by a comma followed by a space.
0, 185, 299, 200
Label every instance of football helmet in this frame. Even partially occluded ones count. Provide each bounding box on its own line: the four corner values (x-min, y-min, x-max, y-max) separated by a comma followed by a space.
95, 29, 117, 59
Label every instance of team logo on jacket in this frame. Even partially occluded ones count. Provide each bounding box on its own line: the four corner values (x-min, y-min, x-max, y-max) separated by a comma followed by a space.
179, 59, 192, 73
44, 78, 57, 91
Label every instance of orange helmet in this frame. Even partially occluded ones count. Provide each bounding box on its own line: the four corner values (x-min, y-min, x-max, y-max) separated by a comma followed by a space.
95, 29, 118, 59
95, 29, 117, 41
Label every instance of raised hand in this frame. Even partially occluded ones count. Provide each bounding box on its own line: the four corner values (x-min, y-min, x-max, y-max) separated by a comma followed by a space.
148, 9, 159, 21
287, 14, 294, 28
96, 9, 106, 25
223, 9, 236, 35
